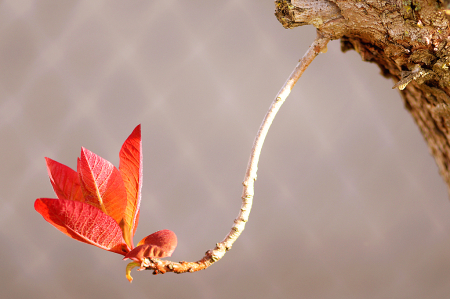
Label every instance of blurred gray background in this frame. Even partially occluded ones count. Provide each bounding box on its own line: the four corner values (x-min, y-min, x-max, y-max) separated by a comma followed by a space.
1, 1, 450, 298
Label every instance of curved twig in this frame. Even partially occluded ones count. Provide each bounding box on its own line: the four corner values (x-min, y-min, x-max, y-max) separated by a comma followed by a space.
133, 34, 330, 277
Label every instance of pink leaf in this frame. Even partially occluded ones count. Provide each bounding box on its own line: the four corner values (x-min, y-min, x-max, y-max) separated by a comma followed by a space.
35, 198, 130, 255
45, 157, 84, 202
119, 124, 142, 248
123, 230, 177, 262
77, 147, 128, 226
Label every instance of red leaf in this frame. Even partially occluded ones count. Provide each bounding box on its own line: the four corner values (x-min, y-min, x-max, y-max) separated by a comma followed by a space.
45, 157, 84, 202
35, 198, 130, 255
77, 148, 128, 226
123, 230, 177, 262
119, 124, 142, 248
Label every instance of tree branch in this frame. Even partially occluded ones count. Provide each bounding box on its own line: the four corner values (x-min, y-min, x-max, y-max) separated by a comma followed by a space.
126, 33, 330, 279
275, 0, 450, 194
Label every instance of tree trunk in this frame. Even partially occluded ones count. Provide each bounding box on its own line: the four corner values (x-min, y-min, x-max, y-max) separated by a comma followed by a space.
275, 0, 450, 193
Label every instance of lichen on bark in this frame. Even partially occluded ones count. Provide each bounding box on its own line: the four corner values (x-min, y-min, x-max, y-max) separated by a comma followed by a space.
275, 0, 450, 194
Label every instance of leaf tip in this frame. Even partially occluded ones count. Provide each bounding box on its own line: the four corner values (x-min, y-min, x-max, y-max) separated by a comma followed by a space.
34, 198, 43, 211
125, 262, 141, 283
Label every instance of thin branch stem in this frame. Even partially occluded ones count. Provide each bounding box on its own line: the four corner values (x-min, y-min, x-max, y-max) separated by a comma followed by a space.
135, 34, 330, 278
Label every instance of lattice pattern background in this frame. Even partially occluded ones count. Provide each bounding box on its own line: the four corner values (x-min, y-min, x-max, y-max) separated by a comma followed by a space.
1, 1, 449, 298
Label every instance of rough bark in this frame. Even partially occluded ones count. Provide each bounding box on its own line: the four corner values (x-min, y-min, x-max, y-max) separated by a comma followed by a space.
275, 0, 450, 194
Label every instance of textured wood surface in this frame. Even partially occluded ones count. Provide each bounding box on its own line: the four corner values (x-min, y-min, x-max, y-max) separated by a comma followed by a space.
276, 0, 450, 193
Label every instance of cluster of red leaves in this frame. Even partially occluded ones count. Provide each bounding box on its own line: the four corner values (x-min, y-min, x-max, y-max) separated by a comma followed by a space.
34, 125, 177, 282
